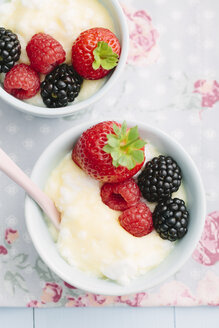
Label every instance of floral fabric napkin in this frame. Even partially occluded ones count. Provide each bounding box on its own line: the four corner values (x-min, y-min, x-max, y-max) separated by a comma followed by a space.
0, 0, 219, 307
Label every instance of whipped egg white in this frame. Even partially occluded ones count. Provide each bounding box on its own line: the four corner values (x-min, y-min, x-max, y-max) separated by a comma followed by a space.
45, 143, 187, 285
0, 0, 116, 106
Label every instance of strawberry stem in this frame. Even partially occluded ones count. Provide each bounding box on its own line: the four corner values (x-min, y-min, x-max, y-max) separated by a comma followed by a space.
121, 137, 140, 149
103, 121, 146, 170
92, 41, 119, 71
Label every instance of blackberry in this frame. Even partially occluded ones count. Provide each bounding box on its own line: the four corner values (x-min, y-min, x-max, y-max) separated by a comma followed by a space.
0, 27, 21, 73
137, 155, 182, 202
41, 64, 83, 108
153, 198, 189, 241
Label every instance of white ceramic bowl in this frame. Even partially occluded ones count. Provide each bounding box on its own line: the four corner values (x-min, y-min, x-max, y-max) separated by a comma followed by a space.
25, 120, 206, 295
0, 0, 129, 118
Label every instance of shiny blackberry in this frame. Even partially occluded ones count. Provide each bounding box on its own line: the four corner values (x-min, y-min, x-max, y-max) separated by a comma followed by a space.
41, 64, 83, 108
153, 198, 189, 241
0, 27, 21, 73
137, 155, 182, 202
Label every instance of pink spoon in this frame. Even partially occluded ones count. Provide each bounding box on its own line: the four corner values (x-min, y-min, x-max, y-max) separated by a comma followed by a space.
0, 148, 60, 229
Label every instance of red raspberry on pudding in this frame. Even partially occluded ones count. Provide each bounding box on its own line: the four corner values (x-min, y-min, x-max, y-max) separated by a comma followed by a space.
4, 63, 40, 100
119, 202, 153, 237
101, 179, 140, 211
26, 33, 66, 74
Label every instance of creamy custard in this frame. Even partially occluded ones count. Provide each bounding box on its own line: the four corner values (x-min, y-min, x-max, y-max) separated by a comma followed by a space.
0, 0, 116, 106
45, 143, 187, 285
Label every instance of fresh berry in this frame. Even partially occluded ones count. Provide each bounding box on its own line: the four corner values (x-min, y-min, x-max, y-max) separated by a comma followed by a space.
4, 63, 40, 100
41, 64, 83, 108
72, 27, 121, 80
0, 27, 21, 73
119, 202, 153, 237
26, 33, 66, 74
72, 121, 146, 183
101, 179, 140, 211
153, 198, 189, 241
137, 155, 182, 202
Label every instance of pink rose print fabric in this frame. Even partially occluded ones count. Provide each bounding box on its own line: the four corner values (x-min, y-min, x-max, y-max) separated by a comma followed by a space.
65, 294, 115, 307
116, 293, 146, 307
85, 294, 115, 307
196, 271, 219, 306
0, 246, 8, 255
194, 80, 219, 108
41, 283, 63, 304
122, 6, 159, 66
5, 229, 19, 244
27, 300, 42, 308
193, 212, 219, 266
63, 281, 77, 289
65, 295, 88, 307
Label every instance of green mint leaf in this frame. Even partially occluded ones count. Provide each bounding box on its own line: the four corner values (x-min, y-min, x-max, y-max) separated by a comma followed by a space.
131, 150, 144, 163
127, 126, 139, 142
132, 139, 146, 149
92, 41, 119, 71
113, 124, 121, 136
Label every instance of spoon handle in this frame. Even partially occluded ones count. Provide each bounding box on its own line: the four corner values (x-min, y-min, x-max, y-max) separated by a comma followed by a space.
0, 148, 60, 229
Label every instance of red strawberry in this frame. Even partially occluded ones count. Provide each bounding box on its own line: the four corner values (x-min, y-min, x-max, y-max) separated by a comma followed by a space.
71, 28, 121, 80
72, 121, 146, 183
119, 202, 153, 237
4, 63, 40, 100
101, 179, 140, 211
26, 33, 66, 74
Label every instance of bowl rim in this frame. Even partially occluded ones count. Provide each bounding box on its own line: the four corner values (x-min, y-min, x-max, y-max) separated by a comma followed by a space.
25, 119, 206, 295
0, 0, 129, 118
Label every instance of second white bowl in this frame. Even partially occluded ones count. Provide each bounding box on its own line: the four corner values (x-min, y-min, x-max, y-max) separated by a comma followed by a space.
25, 120, 206, 295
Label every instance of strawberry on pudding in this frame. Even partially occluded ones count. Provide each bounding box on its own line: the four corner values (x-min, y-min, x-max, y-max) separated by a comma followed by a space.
72, 121, 145, 182
45, 121, 189, 285
72, 28, 120, 80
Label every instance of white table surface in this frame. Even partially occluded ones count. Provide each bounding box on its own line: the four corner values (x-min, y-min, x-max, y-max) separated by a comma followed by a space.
1, 307, 219, 327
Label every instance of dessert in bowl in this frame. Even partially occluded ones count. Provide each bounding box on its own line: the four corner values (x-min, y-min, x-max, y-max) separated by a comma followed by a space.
25, 120, 206, 295
0, 0, 128, 117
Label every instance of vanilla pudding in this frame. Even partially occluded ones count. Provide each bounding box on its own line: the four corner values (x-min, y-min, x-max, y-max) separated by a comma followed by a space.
45, 143, 187, 285
0, 0, 116, 106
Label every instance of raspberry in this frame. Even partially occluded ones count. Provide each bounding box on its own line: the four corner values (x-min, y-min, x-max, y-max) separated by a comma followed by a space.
26, 33, 66, 74
119, 202, 153, 237
101, 179, 140, 211
4, 63, 40, 100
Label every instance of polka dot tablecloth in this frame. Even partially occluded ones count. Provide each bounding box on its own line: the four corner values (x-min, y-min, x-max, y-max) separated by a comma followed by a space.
0, 0, 219, 307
